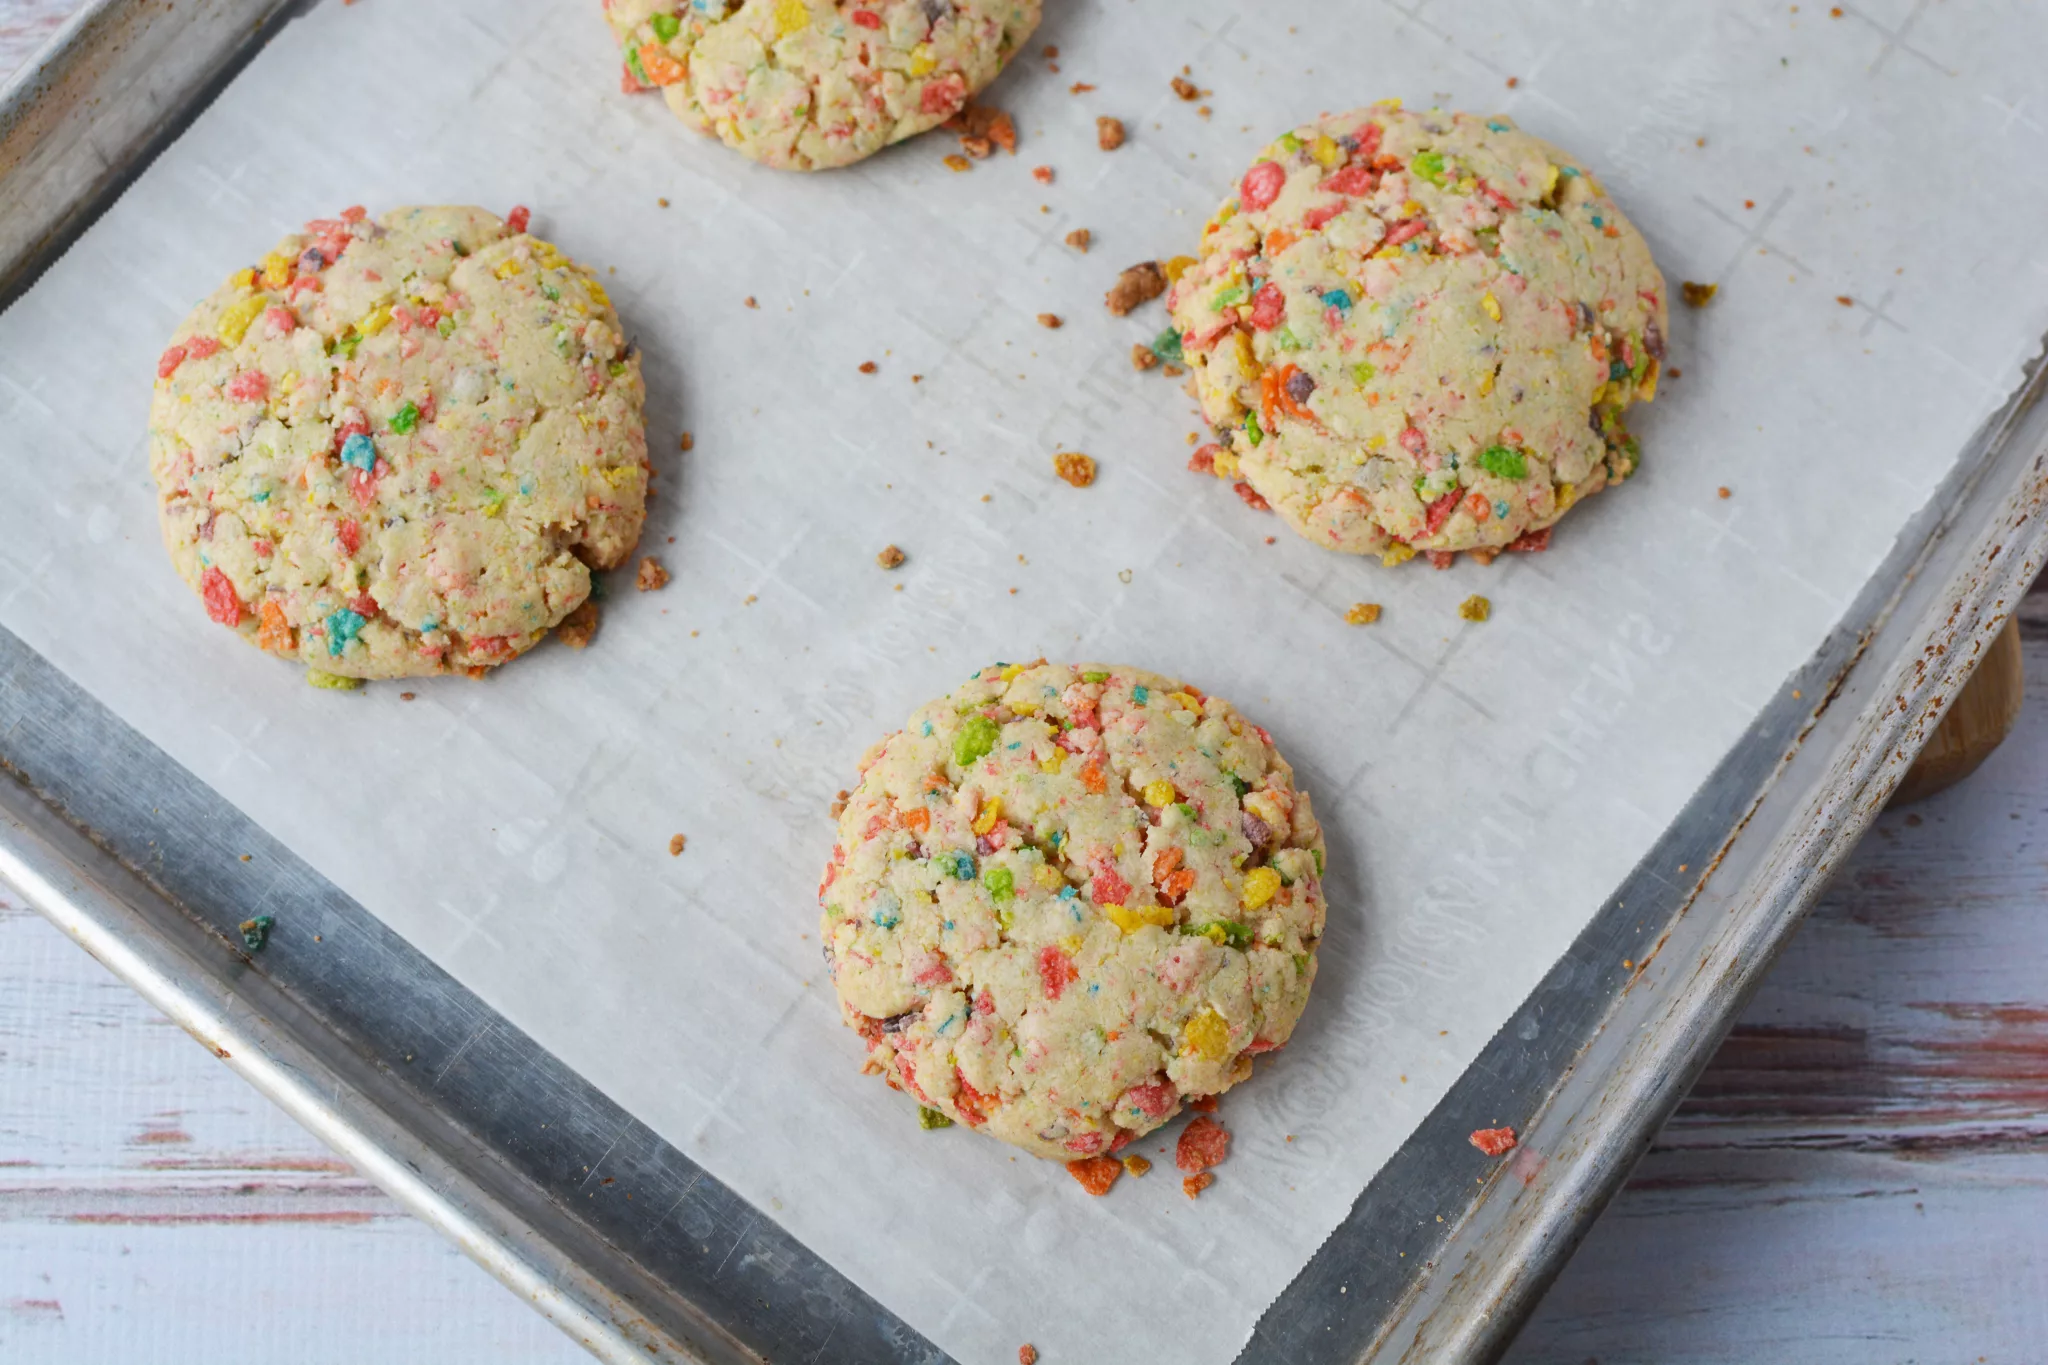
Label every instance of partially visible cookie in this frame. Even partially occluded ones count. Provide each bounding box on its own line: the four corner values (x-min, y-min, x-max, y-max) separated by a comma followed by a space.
607, 0, 1040, 171
818, 661, 1328, 1162
1167, 103, 1668, 562
149, 205, 649, 681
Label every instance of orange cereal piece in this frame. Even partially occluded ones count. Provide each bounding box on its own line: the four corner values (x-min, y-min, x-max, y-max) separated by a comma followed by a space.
1066, 1155, 1121, 1196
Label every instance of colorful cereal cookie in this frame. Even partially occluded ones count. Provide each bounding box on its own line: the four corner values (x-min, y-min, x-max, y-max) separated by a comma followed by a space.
818, 661, 1328, 1162
149, 205, 649, 681
1167, 103, 1668, 562
606, 0, 1040, 171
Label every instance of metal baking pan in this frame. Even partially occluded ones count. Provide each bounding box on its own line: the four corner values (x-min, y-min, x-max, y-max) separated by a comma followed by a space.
4, 3, 2047, 1362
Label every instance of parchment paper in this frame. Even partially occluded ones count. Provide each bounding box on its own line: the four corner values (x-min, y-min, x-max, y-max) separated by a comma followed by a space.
3, 1, 2045, 1361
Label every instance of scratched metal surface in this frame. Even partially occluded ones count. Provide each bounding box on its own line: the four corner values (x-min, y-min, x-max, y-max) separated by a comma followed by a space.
4, 4, 2048, 1365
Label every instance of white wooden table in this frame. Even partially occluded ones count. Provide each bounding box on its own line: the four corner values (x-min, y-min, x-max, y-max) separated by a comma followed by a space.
5, 8, 2047, 1362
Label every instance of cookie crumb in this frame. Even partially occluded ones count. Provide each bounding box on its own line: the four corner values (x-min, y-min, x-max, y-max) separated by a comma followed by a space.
657, 197, 670, 207
1066, 1155, 1121, 1196
668, 833, 687, 857
1065, 227, 1091, 252
1171, 76, 1199, 100
1182, 1172, 1215, 1199
1177, 1116, 1230, 1173
1070, 81, 1095, 94
946, 101, 1016, 156
1744, 199, 1756, 209
1131, 344, 1160, 371
876, 544, 906, 569
1120, 1154, 1151, 1177
858, 360, 878, 374
1105, 261, 1167, 315
636, 557, 670, 592
1344, 602, 1382, 626
1836, 294, 1854, 306
1032, 165, 1054, 184
829, 789, 851, 818
1053, 452, 1097, 487
1019, 1348, 1039, 1365
1189, 1093, 1218, 1114
1718, 486, 1732, 499
911, 374, 923, 383
679, 431, 694, 451
1470, 1126, 1518, 1157
558, 600, 602, 649
1830, 3, 1842, 12
1161, 363, 1183, 377
1458, 595, 1491, 622
1042, 44, 1057, 58
1681, 281, 1717, 308
943, 153, 972, 172
744, 295, 758, 309
1197, 105, 1212, 119
1506, 75, 1520, 88
1096, 116, 1126, 151
1037, 313, 1063, 329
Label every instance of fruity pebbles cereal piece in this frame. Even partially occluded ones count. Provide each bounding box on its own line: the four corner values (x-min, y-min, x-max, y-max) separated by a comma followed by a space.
149, 205, 649, 681
606, 0, 1040, 171
1166, 103, 1668, 562
819, 661, 1329, 1162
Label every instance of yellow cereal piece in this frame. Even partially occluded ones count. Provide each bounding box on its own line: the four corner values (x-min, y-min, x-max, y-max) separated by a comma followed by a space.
1228, 331, 1260, 382
230, 267, 257, 292
494, 258, 524, 280
1639, 357, 1659, 401
1241, 866, 1282, 910
908, 42, 936, 76
355, 305, 393, 337
1381, 543, 1417, 567
1033, 865, 1064, 890
1344, 602, 1381, 626
532, 243, 568, 270
1195, 923, 1229, 947
972, 798, 1003, 837
1402, 200, 1422, 218
1105, 903, 1175, 934
1481, 292, 1501, 323
260, 252, 294, 290
1121, 1154, 1151, 1177
1311, 134, 1342, 168
1543, 164, 1561, 195
1000, 663, 1026, 682
1459, 595, 1491, 622
1183, 1009, 1230, 1062
1478, 369, 1495, 397
1059, 934, 1083, 956
1380, 97, 1403, 110
1143, 780, 1176, 808
1211, 451, 1241, 479
214, 294, 267, 345
1162, 255, 1199, 283
1169, 691, 1203, 714
1039, 749, 1065, 775
1010, 699, 1038, 716
1555, 481, 1578, 512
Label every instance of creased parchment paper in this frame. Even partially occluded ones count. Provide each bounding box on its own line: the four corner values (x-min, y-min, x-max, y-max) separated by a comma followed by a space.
2, 1, 2045, 1361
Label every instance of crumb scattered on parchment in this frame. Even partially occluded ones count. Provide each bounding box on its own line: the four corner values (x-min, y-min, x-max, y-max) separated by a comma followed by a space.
1037, 313, 1063, 329
858, 360, 878, 374
636, 557, 669, 592
828, 788, 851, 819
1131, 344, 1159, 371
1065, 1155, 1120, 1196
744, 295, 758, 309
1459, 594, 1491, 622
1345, 603, 1382, 626
1189, 1094, 1218, 1114
1177, 1115, 1230, 1179
1032, 165, 1054, 184
679, 431, 694, 451
1680, 281, 1717, 308
657, 197, 670, 208
1096, 116, 1126, 150
557, 600, 601, 649
1105, 261, 1166, 315
1718, 486, 1732, 499
943, 153, 971, 172
1836, 294, 1854, 306
1470, 1126, 1518, 1157
1121, 1154, 1151, 1177
1018, 1346, 1039, 1365
946, 101, 1016, 158
1197, 105, 1212, 119
668, 833, 687, 857
1744, 198, 1756, 209
876, 544, 906, 569
1070, 81, 1095, 94
1042, 44, 1057, 58
1182, 1172, 1214, 1199
1506, 75, 1520, 88
1171, 76, 1199, 100
399, 691, 416, 701
1065, 227, 1091, 252
1053, 452, 1097, 487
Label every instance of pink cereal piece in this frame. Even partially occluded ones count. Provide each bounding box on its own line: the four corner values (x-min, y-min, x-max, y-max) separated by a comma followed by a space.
919, 74, 967, 117
506, 205, 532, 234
851, 7, 881, 27
1122, 1078, 1177, 1120
1037, 945, 1078, 1001
1240, 160, 1285, 211
1382, 218, 1427, 250
185, 336, 223, 360
156, 345, 188, 380
340, 205, 367, 222
224, 370, 270, 403
262, 305, 296, 336
1469, 1126, 1517, 1157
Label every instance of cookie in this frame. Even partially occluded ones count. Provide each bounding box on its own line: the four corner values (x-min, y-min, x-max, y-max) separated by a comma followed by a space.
818, 661, 1327, 1162
1167, 103, 1668, 562
608, 0, 1040, 171
149, 205, 649, 681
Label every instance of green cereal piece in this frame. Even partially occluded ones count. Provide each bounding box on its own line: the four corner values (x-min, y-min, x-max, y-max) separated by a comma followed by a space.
238, 915, 275, 951
1412, 150, 1447, 186
305, 669, 363, 691
983, 866, 1015, 902
1245, 412, 1264, 446
953, 715, 1000, 766
917, 1106, 954, 1130
1276, 132, 1302, 154
649, 12, 681, 41
1478, 445, 1527, 480
389, 402, 420, 435
1150, 328, 1185, 365
1352, 361, 1377, 385
1081, 671, 1109, 684
1313, 848, 1325, 876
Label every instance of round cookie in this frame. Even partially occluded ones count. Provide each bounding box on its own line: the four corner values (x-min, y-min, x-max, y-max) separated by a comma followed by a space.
149, 205, 649, 682
1167, 103, 1669, 563
818, 661, 1328, 1162
607, 0, 1040, 171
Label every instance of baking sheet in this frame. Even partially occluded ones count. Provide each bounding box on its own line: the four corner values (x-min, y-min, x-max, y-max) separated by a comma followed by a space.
2, 1, 2045, 1361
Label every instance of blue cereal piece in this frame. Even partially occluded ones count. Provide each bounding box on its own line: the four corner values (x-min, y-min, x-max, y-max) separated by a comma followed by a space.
339, 432, 377, 471
325, 608, 366, 656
